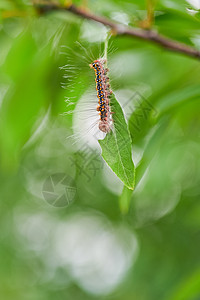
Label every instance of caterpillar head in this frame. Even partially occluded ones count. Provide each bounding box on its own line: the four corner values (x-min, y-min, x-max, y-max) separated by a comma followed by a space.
99, 120, 111, 133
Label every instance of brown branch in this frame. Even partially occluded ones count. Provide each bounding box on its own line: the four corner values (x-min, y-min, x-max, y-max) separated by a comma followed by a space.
36, 2, 200, 60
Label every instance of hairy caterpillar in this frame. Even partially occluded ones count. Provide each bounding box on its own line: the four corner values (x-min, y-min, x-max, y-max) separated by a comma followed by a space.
90, 58, 112, 133
60, 42, 116, 146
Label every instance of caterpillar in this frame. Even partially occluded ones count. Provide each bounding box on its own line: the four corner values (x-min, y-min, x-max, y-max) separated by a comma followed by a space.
90, 58, 112, 133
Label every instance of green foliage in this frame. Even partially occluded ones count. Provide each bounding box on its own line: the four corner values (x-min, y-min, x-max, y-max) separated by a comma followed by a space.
119, 185, 133, 214
1, 0, 200, 300
99, 93, 135, 190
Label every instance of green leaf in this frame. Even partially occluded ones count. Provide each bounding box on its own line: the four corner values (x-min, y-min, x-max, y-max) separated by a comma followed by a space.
0, 32, 52, 171
157, 84, 200, 117
99, 93, 135, 190
169, 269, 200, 300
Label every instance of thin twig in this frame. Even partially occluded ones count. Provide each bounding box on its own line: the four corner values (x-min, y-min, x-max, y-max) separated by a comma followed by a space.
36, 2, 200, 60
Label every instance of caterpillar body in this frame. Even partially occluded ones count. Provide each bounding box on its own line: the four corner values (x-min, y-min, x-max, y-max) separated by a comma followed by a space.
90, 58, 112, 133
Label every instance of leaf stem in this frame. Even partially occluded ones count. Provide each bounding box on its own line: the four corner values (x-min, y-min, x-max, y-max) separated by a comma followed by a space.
103, 32, 111, 68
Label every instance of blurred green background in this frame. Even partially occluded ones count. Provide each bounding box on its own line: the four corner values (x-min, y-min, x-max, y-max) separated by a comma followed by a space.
1, 0, 200, 299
